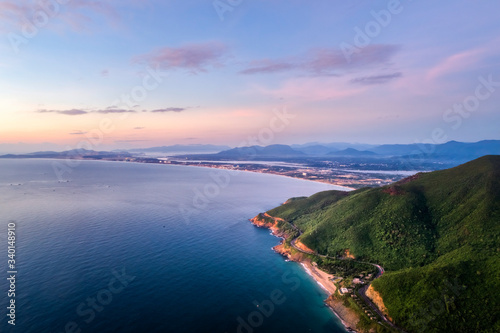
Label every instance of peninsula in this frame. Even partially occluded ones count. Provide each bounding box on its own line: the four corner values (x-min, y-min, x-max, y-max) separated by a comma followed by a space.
251, 155, 500, 332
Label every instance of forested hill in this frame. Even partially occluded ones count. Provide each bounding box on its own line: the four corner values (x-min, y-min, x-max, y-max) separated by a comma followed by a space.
267, 155, 500, 332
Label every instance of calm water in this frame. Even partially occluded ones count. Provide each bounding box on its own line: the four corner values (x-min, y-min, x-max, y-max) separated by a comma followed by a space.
0, 159, 348, 333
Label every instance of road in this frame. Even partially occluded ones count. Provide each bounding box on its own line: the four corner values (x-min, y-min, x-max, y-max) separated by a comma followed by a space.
268, 214, 403, 332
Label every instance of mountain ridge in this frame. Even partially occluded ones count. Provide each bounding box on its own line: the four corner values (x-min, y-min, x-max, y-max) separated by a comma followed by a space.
327, 148, 378, 157
264, 155, 500, 332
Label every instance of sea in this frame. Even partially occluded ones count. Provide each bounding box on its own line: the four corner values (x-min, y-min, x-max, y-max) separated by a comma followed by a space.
0, 159, 349, 333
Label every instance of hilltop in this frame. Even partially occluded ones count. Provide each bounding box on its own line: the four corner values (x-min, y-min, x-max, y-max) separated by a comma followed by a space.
129, 144, 230, 154
264, 155, 500, 332
327, 148, 378, 157
215, 144, 305, 159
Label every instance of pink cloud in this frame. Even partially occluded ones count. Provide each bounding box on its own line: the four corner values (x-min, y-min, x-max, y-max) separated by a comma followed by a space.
0, 2, 26, 15
391, 40, 499, 96
134, 42, 229, 74
0, 2, 29, 31
0, 0, 139, 33
240, 44, 401, 77
255, 77, 366, 102
306, 44, 400, 75
426, 48, 486, 80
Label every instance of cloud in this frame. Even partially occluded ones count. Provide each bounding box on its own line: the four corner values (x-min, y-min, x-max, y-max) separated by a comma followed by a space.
37, 109, 88, 115
36, 107, 189, 115
256, 76, 366, 102
240, 44, 401, 76
0, 0, 143, 33
114, 139, 150, 143
101, 69, 109, 77
151, 107, 186, 113
350, 72, 403, 85
0, 3, 32, 32
426, 48, 486, 80
240, 59, 296, 75
134, 42, 228, 73
308, 44, 400, 74
133, 127, 145, 130
95, 109, 136, 114
69, 130, 88, 135
55, 109, 88, 115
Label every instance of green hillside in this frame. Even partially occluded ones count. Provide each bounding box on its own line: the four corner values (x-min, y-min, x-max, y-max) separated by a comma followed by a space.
267, 155, 500, 332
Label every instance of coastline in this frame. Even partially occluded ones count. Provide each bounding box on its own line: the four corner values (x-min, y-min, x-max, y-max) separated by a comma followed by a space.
162, 160, 356, 190
300, 261, 337, 295
295, 255, 360, 332
251, 214, 361, 332
26, 157, 355, 191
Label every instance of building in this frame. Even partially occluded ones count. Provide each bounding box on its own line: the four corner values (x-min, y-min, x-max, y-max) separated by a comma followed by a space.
339, 288, 350, 295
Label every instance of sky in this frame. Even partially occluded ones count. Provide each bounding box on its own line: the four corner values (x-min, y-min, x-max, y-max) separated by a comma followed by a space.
0, 0, 499, 153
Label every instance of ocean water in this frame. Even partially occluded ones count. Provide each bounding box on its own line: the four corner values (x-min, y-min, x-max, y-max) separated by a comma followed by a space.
0, 159, 348, 333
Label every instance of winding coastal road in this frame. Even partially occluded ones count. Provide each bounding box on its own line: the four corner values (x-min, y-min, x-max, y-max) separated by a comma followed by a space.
291, 236, 401, 331
265, 213, 403, 332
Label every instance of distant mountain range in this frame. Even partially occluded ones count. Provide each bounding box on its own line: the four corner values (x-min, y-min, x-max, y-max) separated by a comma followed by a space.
0, 149, 132, 159
327, 148, 378, 157
293, 144, 334, 156
130, 144, 231, 154
370, 140, 500, 159
291, 142, 377, 152
215, 144, 305, 158
198, 140, 500, 161
2, 140, 499, 163
212, 145, 380, 158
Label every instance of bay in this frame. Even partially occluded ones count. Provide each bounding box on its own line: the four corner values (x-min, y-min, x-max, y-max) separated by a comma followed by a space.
0, 159, 348, 333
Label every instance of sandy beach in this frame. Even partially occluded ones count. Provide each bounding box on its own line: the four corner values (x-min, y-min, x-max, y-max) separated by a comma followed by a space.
252, 213, 361, 331
301, 261, 337, 295
301, 261, 360, 331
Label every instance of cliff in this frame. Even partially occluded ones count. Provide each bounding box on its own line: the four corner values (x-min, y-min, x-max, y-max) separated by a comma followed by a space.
365, 285, 391, 321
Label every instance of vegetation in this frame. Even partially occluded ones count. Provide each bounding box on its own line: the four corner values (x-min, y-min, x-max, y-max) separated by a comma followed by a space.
266, 156, 500, 332
316, 257, 377, 278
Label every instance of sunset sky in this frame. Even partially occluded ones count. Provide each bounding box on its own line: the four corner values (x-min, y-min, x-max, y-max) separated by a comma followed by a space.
1, 0, 499, 153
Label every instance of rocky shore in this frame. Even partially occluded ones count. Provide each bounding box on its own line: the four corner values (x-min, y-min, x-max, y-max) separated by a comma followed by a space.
250, 213, 361, 332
